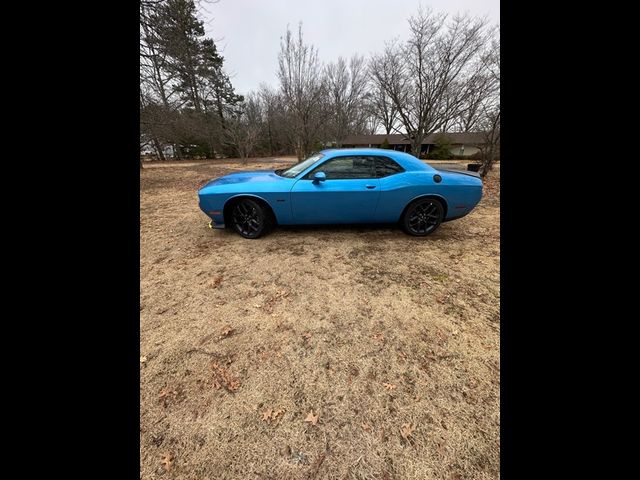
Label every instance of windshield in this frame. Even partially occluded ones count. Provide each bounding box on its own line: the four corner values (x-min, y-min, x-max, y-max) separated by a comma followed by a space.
275, 154, 324, 178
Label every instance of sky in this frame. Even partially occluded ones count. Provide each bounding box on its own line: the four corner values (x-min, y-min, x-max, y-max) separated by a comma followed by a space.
199, 0, 500, 96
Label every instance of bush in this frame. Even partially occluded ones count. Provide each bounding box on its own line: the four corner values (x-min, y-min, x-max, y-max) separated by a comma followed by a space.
380, 138, 390, 149
427, 147, 454, 160
182, 143, 211, 159
427, 133, 454, 160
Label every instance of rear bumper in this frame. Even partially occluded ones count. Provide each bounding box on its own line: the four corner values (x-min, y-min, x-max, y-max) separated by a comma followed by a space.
443, 211, 470, 222
208, 220, 226, 230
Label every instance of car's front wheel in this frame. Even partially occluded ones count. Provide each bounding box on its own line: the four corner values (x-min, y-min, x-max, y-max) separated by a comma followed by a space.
401, 197, 444, 236
230, 198, 273, 239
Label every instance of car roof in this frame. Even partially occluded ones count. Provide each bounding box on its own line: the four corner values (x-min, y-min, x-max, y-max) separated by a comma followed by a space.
319, 148, 434, 172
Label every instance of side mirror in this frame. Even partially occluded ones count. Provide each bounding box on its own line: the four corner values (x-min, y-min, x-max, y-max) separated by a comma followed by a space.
312, 171, 327, 183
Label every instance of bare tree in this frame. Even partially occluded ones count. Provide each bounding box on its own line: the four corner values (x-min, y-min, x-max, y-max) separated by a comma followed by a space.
277, 24, 327, 160
258, 84, 290, 155
325, 55, 369, 144
370, 7, 491, 157
453, 71, 496, 131
366, 72, 398, 135
224, 94, 263, 162
478, 106, 500, 177
478, 37, 500, 177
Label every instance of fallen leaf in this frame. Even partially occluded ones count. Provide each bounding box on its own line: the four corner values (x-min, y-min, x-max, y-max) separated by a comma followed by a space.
210, 275, 223, 288
158, 388, 179, 407
219, 325, 235, 339
400, 423, 415, 440
361, 422, 372, 432
304, 410, 319, 426
161, 452, 173, 471
373, 332, 385, 342
383, 383, 396, 390
262, 407, 285, 424
211, 363, 240, 392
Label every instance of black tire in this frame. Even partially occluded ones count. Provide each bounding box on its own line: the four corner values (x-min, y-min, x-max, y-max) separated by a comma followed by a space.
401, 197, 444, 236
229, 198, 274, 239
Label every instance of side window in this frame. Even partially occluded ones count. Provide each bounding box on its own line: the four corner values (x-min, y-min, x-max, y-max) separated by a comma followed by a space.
306, 156, 375, 179
375, 156, 405, 177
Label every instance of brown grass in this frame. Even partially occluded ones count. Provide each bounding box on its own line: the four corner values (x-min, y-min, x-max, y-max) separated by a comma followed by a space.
140, 158, 500, 479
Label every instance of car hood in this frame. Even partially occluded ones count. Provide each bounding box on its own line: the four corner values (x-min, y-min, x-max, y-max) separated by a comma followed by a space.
201, 170, 287, 188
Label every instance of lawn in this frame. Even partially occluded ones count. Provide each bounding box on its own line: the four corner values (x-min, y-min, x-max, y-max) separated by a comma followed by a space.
140, 157, 500, 479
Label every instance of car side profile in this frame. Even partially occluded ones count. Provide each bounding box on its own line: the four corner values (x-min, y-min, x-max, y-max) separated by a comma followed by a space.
198, 148, 483, 239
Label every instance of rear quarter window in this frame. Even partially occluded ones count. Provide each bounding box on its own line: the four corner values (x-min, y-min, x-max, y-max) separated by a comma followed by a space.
375, 156, 405, 177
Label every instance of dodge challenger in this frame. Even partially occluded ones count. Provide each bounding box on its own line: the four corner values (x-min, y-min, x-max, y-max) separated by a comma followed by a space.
198, 148, 482, 239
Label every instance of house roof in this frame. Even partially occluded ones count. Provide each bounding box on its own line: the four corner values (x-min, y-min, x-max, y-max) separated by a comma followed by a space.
342, 132, 486, 145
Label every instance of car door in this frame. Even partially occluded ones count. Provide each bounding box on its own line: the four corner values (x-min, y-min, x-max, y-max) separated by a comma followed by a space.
290, 155, 381, 224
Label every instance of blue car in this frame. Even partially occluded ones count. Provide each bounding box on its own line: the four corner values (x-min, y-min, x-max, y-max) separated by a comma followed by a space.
198, 148, 482, 239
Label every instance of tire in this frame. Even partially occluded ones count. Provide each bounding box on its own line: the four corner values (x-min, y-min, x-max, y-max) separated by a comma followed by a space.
229, 198, 273, 239
401, 197, 444, 236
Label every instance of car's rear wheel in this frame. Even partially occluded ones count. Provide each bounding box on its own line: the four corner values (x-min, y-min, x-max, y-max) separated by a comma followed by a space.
230, 198, 272, 239
402, 197, 444, 236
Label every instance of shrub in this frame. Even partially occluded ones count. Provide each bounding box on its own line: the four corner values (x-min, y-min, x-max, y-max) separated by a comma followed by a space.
380, 138, 390, 149
427, 146, 454, 160
427, 134, 454, 160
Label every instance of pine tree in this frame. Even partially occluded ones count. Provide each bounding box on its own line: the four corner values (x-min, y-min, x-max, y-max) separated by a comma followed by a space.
150, 0, 243, 157
155, 0, 205, 112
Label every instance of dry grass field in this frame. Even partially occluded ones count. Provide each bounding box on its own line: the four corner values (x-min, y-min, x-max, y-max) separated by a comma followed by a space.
140, 157, 500, 479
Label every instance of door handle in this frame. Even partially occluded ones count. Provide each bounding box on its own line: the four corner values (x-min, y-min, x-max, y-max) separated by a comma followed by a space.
365, 185, 376, 189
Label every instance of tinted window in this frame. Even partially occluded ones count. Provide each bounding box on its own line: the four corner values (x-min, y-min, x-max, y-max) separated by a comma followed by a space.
278, 154, 323, 178
375, 156, 405, 177
306, 156, 375, 179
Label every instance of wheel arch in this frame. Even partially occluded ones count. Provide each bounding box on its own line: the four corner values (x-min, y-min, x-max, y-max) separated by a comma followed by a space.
399, 194, 448, 222
223, 194, 278, 227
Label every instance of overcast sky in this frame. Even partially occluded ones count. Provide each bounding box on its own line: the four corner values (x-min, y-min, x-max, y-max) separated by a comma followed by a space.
200, 0, 499, 96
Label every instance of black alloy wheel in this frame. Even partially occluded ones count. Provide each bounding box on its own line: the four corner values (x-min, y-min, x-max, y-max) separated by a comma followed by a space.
402, 198, 444, 236
231, 199, 271, 239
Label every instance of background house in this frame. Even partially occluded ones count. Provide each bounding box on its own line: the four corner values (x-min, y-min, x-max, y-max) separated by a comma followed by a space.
341, 132, 485, 157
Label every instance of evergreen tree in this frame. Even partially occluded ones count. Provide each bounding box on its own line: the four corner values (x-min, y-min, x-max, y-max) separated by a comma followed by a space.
149, 0, 242, 157
155, 0, 205, 112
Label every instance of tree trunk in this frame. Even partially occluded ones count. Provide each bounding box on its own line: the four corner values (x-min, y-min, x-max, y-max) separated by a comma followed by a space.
175, 144, 184, 160
267, 120, 274, 155
480, 146, 494, 178
411, 139, 422, 158
152, 137, 166, 161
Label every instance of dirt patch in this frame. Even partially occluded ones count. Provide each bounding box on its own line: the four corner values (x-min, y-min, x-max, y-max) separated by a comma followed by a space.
140, 159, 500, 479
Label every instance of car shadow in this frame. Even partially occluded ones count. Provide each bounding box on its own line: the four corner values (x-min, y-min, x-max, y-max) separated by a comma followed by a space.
210, 222, 452, 240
